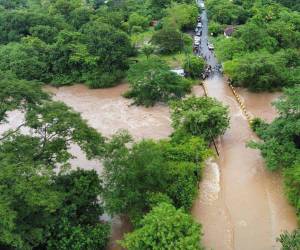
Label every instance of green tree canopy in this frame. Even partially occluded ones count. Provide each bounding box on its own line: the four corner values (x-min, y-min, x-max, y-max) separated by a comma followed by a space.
120, 202, 204, 250
125, 57, 191, 106
183, 55, 206, 79
151, 27, 184, 54
170, 96, 230, 142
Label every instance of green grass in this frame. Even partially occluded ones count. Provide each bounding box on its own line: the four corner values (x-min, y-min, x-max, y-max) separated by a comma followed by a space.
131, 28, 155, 47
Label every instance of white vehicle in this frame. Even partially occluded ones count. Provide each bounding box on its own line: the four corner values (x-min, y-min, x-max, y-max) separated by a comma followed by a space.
208, 43, 214, 50
194, 36, 201, 41
199, 2, 205, 9
194, 40, 200, 46
171, 69, 185, 77
197, 23, 202, 28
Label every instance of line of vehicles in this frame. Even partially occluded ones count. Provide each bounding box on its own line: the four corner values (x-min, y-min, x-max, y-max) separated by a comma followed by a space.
193, 7, 214, 51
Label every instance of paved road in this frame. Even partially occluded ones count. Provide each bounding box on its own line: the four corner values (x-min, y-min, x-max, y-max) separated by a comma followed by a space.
194, 0, 219, 75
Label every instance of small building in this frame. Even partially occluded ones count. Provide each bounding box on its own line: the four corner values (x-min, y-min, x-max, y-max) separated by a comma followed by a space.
224, 26, 234, 38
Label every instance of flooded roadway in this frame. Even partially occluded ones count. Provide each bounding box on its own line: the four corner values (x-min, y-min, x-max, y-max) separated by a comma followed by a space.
191, 74, 297, 250
192, 1, 297, 249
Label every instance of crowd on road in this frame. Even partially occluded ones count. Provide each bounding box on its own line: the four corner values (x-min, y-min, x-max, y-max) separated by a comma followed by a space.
192, 2, 222, 80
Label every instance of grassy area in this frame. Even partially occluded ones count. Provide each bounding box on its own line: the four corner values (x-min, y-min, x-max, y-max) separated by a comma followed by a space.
131, 28, 155, 47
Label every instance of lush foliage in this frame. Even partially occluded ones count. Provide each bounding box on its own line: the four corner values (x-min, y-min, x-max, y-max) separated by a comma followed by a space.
125, 57, 192, 106
120, 202, 204, 250
102, 131, 211, 221
249, 86, 300, 221
163, 2, 199, 30
0, 0, 133, 87
209, 0, 300, 91
277, 230, 300, 250
0, 73, 108, 249
151, 27, 184, 54
170, 96, 230, 142
183, 55, 206, 79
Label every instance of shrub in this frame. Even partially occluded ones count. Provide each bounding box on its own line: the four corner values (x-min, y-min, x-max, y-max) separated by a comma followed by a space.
151, 27, 184, 54
183, 55, 206, 78
126, 58, 191, 106
170, 96, 230, 141
120, 202, 204, 250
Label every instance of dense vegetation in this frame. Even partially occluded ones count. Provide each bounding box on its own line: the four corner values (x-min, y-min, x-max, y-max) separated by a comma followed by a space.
250, 86, 300, 220
120, 202, 204, 250
0, 72, 109, 249
207, 0, 300, 91
250, 86, 300, 247
0, 1, 229, 249
125, 57, 192, 106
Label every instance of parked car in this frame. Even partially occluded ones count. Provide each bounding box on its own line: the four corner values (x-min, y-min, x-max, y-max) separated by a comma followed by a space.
208, 43, 214, 50
197, 23, 202, 28
199, 2, 205, 9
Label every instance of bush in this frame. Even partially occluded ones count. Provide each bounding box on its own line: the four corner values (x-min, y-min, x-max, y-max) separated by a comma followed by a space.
284, 164, 300, 220
208, 21, 224, 36
126, 58, 191, 106
131, 25, 143, 33
84, 70, 124, 88
183, 55, 206, 79
120, 202, 203, 250
128, 13, 149, 30
151, 27, 184, 54
277, 230, 300, 250
170, 96, 230, 142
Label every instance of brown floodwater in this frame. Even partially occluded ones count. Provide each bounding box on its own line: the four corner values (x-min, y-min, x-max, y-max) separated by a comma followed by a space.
45, 83, 173, 250
191, 74, 297, 250
1, 79, 297, 250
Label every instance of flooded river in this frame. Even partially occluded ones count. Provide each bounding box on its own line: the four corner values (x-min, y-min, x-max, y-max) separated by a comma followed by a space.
48, 79, 297, 250
1, 79, 297, 249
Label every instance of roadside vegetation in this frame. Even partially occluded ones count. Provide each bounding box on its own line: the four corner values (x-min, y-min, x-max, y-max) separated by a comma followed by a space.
249, 85, 300, 247
206, 0, 300, 91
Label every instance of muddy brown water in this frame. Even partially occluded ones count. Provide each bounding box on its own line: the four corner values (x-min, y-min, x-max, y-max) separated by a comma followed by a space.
191, 74, 297, 250
0, 81, 297, 250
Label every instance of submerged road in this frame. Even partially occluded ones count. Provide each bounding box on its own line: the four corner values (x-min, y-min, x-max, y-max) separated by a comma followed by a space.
191, 1, 297, 250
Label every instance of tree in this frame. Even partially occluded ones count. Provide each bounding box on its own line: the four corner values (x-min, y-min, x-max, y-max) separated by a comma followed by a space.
283, 164, 300, 220
163, 3, 198, 30
102, 130, 211, 220
81, 21, 132, 88
0, 74, 109, 249
102, 133, 169, 219
0, 71, 48, 123
208, 21, 224, 36
141, 44, 155, 59
183, 55, 206, 79
170, 96, 230, 142
249, 86, 300, 171
151, 27, 184, 54
223, 50, 298, 91
47, 169, 110, 250
125, 58, 191, 106
128, 12, 149, 31
120, 202, 203, 250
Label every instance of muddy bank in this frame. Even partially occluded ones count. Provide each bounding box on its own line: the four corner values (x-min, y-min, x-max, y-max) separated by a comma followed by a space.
192, 74, 297, 250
